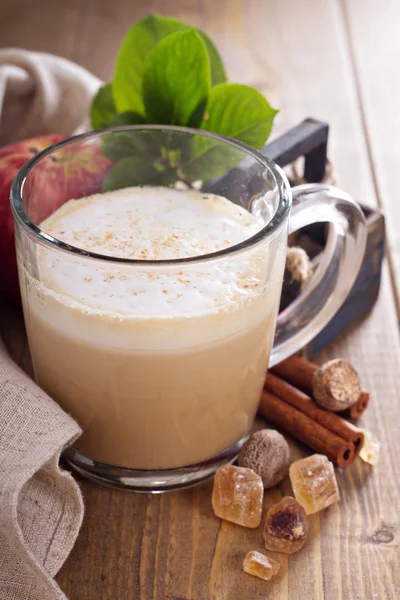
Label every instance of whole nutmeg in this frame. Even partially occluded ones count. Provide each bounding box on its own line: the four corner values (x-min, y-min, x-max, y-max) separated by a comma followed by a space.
286, 247, 313, 290
312, 359, 361, 412
238, 429, 290, 488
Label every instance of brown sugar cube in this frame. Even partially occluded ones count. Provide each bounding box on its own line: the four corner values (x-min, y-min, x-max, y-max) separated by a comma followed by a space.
264, 496, 308, 554
238, 430, 290, 488
289, 454, 340, 515
359, 429, 381, 465
212, 465, 263, 528
243, 550, 280, 581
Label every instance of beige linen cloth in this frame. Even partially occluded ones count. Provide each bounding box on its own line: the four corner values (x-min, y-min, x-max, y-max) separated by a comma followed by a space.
0, 339, 84, 599
0, 48, 101, 144
0, 49, 102, 599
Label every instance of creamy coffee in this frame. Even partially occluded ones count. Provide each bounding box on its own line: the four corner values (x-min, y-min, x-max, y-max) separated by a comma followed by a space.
21, 186, 285, 469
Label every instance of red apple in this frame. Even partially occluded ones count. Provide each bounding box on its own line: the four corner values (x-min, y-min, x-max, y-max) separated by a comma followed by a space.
0, 134, 112, 304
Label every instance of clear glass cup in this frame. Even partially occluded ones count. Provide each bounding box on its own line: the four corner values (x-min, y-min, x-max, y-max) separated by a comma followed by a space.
11, 126, 367, 492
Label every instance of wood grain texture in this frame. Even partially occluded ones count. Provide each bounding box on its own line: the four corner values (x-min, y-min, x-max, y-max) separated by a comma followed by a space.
1, 0, 400, 598
341, 0, 400, 316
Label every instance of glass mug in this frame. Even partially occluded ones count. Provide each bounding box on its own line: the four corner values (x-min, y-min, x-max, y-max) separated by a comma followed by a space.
11, 127, 366, 491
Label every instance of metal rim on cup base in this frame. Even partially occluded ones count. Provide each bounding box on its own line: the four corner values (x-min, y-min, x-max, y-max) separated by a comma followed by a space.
63, 432, 250, 493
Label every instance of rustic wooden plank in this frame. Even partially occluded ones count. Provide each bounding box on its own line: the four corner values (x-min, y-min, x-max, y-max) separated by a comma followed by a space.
318, 270, 400, 600
341, 0, 400, 314
197, 0, 376, 207
0, 0, 80, 62
0, 0, 399, 599
0, 0, 211, 81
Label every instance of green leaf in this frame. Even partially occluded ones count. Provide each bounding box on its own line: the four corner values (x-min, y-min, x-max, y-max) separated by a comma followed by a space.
142, 30, 210, 126
200, 83, 278, 148
102, 156, 162, 192
102, 128, 163, 162
106, 111, 147, 127
101, 128, 185, 163
181, 83, 278, 181
90, 83, 117, 129
113, 15, 188, 115
187, 98, 208, 129
180, 135, 244, 182
113, 14, 226, 115
102, 132, 141, 162
197, 31, 226, 86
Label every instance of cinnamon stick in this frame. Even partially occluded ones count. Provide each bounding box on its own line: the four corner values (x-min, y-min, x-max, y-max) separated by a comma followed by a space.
271, 355, 368, 417
270, 355, 315, 393
259, 390, 355, 468
264, 373, 364, 456
343, 390, 370, 419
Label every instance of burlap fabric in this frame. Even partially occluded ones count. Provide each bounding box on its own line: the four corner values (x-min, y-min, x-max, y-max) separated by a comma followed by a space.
0, 338, 83, 599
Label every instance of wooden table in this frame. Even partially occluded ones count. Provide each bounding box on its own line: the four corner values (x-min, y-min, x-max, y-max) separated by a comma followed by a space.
1, 1, 400, 598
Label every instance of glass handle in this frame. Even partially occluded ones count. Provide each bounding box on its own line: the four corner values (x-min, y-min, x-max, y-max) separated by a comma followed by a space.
269, 183, 367, 366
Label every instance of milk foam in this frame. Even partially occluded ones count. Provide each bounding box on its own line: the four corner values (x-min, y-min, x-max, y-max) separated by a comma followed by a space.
37, 186, 266, 318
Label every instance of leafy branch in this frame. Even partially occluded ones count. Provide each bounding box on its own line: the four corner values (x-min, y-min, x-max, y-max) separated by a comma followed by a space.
90, 14, 278, 191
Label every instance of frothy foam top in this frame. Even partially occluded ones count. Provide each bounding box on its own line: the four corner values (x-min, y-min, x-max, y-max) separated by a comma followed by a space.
38, 186, 266, 318
41, 186, 262, 259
